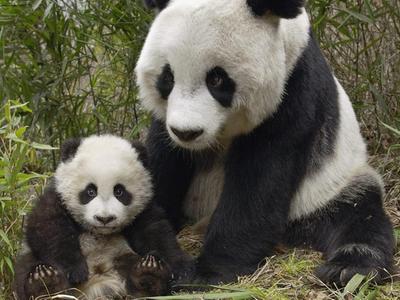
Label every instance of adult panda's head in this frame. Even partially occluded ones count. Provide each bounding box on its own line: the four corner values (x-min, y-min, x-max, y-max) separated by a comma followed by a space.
136, 0, 310, 150
55, 135, 152, 235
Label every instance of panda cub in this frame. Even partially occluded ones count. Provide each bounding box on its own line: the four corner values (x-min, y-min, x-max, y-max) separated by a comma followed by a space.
14, 135, 190, 299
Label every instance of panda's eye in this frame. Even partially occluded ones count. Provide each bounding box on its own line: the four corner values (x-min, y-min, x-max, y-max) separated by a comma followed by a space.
156, 64, 174, 99
113, 184, 132, 206
87, 186, 97, 198
114, 184, 125, 198
79, 183, 97, 204
207, 72, 224, 88
206, 67, 236, 108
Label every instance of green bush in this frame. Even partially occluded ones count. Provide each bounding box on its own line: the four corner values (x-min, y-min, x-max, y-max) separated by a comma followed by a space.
0, 100, 53, 296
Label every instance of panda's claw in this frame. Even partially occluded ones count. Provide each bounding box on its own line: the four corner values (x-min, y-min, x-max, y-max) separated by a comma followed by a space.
38, 265, 46, 278
150, 255, 156, 268
43, 265, 52, 276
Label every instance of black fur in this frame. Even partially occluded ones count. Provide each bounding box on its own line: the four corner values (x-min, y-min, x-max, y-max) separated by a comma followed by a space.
79, 183, 97, 204
247, 0, 305, 18
114, 184, 133, 206
146, 120, 196, 230
285, 176, 395, 285
60, 138, 81, 162
143, 0, 170, 11
206, 67, 236, 108
145, 33, 394, 285
156, 64, 174, 100
132, 140, 149, 168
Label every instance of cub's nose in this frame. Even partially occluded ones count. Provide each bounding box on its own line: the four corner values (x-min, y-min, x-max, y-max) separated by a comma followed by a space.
170, 127, 204, 142
94, 215, 116, 225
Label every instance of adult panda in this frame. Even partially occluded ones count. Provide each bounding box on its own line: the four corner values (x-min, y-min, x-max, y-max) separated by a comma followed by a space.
136, 0, 395, 286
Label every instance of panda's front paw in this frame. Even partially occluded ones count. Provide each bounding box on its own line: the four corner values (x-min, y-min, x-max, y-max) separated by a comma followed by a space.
65, 260, 89, 284
130, 254, 172, 296
24, 264, 69, 298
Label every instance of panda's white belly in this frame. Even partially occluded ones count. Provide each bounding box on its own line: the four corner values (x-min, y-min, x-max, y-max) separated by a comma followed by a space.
183, 159, 225, 223
78, 233, 134, 299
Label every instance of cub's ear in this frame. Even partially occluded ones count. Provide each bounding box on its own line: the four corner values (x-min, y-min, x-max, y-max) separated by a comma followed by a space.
247, 0, 305, 19
131, 141, 149, 169
143, 0, 170, 11
60, 138, 81, 162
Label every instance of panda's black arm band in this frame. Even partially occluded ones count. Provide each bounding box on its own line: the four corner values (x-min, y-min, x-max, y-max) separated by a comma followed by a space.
25, 185, 87, 283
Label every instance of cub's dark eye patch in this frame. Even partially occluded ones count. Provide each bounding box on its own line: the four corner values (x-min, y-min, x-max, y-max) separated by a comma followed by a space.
79, 183, 97, 205
113, 184, 132, 206
156, 64, 174, 99
206, 67, 236, 108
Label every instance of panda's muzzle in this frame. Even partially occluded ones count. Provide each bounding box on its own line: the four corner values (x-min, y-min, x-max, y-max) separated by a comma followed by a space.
94, 215, 116, 225
170, 127, 204, 142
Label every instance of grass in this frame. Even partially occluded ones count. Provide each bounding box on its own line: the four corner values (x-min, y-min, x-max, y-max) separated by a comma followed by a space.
0, 0, 399, 299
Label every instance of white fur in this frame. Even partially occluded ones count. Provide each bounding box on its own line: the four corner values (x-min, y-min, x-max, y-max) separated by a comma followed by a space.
55, 135, 153, 233
288, 79, 374, 220
184, 157, 225, 222
136, 0, 310, 150
77, 233, 134, 299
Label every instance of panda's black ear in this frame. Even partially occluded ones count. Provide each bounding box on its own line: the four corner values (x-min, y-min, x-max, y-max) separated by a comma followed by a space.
247, 0, 305, 19
60, 138, 81, 162
131, 140, 149, 169
143, 0, 170, 11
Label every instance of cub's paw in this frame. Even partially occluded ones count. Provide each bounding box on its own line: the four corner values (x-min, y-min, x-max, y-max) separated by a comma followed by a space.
130, 254, 172, 296
24, 264, 69, 298
65, 260, 89, 284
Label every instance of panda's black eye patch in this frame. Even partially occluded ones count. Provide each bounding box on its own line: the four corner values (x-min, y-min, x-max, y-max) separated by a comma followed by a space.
156, 64, 174, 100
113, 184, 132, 206
206, 67, 236, 108
79, 183, 97, 205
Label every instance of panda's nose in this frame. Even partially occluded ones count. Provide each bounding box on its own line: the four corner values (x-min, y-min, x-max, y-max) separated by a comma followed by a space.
94, 215, 116, 225
170, 127, 204, 142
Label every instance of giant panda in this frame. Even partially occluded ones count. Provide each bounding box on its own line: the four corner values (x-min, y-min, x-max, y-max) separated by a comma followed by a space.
14, 135, 191, 299
136, 0, 395, 286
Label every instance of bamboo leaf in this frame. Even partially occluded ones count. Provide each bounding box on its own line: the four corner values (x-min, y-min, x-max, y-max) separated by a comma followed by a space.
340, 8, 374, 24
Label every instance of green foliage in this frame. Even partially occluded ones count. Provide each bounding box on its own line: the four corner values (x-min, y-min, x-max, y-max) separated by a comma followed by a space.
0, 0, 152, 168
308, 0, 400, 150
0, 100, 52, 296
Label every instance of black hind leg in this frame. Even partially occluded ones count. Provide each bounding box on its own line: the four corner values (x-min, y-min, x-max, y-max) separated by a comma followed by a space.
286, 177, 395, 287
14, 251, 70, 300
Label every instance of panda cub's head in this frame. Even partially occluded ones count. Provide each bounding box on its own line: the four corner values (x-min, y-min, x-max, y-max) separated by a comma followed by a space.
55, 135, 152, 235
136, 0, 309, 151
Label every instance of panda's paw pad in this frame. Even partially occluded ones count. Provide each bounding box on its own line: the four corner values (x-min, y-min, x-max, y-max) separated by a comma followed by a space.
25, 264, 68, 297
